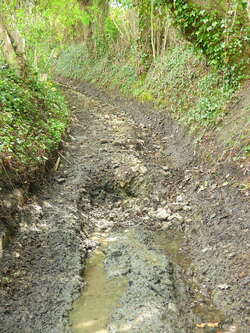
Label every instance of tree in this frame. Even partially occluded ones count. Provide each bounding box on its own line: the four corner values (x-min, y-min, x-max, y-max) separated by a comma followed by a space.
0, 14, 28, 77
78, 0, 110, 54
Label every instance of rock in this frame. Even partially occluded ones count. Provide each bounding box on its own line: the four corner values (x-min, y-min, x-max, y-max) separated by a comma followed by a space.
217, 284, 230, 290
14, 251, 20, 258
161, 221, 173, 230
155, 207, 170, 220
238, 271, 247, 279
168, 213, 184, 222
113, 139, 124, 146
168, 302, 177, 312
201, 247, 210, 253
57, 178, 66, 184
2, 200, 12, 209
27, 203, 43, 221
113, 162, 120, 169
12, 189, 24, 205
100, 139, 109, 144
183, 205, 191, 211
176, 194, 184, 202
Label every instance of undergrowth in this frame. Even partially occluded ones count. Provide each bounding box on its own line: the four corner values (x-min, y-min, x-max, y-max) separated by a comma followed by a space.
55, 42, 237, 131
0, 68, 69, 180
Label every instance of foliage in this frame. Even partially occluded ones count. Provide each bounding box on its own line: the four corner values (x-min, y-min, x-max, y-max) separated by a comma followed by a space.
55, 44, 91, 79
0, 68, 69, 176
0, 0, 91, 76
164, 0, 250, 85
105, 16, 120, 42
1, 0, 249, 179
55, 42, 237, 130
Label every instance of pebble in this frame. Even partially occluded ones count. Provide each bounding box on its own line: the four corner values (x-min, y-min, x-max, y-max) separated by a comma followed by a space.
168, 213, 184, 222
202, 247, 210, 253
217, 284, 230, 290
161, 221, 172, 230
155, 207, 170, 220
57, 178, 66, 184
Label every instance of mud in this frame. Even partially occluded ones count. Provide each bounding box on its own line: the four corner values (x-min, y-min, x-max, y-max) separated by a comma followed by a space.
0, 78, 249, 332
71, 228, 227, 333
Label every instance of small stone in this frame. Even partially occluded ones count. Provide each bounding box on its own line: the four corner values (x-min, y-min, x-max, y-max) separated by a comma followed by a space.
238, 272, 247, 279
100, 139, 109, 144
217, 284, 230, 290
3, 200, 12, 209
176, 194, 184, 202
57, 178, 66, 184
211, 184, 217, 190
168, 302, 177, 312
161, 222, 172, 230
113, 163, 120, 169
113, 140, 123, 146
183, 205, 191, 211
43, 201, 52, 208
168, 213, 184, 222
155, 207, 170, 220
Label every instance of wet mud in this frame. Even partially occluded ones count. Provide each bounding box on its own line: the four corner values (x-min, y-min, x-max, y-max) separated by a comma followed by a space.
0, 79, 249, 332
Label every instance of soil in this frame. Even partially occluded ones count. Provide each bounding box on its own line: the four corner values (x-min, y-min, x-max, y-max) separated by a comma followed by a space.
0, 78, 249, 332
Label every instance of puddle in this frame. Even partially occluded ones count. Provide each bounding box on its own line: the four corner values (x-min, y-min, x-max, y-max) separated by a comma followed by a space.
70, 229, 235, 333
70, 236, 127, 333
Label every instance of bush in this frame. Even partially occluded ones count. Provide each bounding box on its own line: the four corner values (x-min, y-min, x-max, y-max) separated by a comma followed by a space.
0, 69, 69, 176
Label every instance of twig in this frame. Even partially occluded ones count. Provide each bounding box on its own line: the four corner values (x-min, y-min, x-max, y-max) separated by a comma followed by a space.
58, 152, 72, 165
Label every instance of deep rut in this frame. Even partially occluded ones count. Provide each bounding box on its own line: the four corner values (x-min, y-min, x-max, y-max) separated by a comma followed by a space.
0, 80, 249, 333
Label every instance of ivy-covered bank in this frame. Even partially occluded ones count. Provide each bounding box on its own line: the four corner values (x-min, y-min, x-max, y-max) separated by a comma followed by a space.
0, 69, 69, 184
55, 40, 249, 159
165, 0, 249, 84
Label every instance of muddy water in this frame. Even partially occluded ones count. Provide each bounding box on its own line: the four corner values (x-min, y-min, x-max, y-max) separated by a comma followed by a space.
70, 234, 127, 333
70, 229, 227, 333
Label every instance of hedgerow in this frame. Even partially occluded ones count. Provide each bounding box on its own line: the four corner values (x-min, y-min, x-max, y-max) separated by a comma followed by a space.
0, 68, 69, 179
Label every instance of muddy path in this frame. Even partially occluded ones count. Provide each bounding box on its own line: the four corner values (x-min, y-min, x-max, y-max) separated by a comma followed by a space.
0, 80, 249, 333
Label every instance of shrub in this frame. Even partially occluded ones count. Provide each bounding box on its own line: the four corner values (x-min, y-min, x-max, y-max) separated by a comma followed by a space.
0, 68, 69, 177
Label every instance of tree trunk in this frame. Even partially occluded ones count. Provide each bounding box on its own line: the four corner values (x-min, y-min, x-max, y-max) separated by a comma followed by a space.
137, 0, 152, 71
0, 15, 27, 77
78, 0, 109, 55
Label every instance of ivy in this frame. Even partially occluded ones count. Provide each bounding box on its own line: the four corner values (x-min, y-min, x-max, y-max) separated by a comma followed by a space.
0, 69, 69, 175
165, 0, 249, 85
